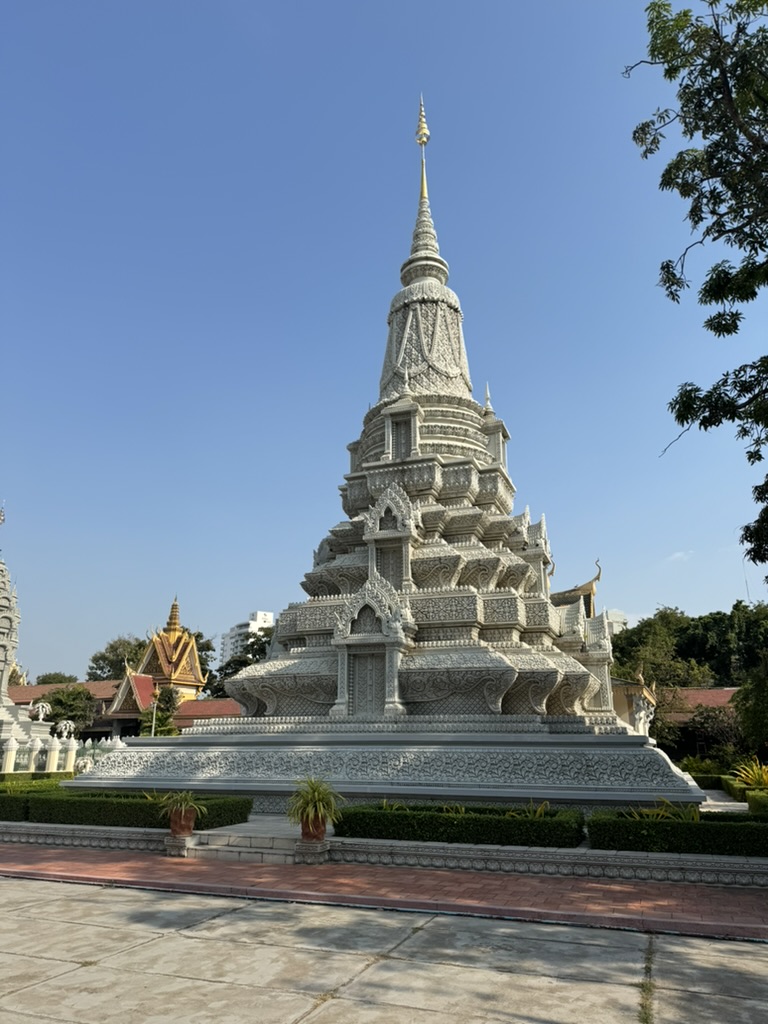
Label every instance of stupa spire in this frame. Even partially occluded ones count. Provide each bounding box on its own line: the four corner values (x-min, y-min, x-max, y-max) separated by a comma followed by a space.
400, 97, 449, 287
416, 94, 430, 201
380, 102, 472, 402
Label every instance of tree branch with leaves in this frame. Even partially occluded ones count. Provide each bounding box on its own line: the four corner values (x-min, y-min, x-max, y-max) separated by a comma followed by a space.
628, 0, 768, 574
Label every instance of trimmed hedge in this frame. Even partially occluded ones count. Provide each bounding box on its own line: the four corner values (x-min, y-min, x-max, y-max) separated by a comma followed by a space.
2, 791, 252, 830
690, 773, 723, 790
0, 794, 28, 821
587, 812, 768, 857
0, 772, 73, 784
721, 776, 751, 802
747, 790, 768, 815
334, 805, 584, 847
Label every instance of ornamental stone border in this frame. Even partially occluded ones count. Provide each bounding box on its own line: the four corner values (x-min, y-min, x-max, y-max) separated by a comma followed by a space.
327, 837, 768, 888
0, 821, 166, 853
1, 821, 766, 888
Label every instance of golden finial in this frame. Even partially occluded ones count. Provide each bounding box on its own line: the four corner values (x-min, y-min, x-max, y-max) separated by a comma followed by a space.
416, 95, 430, 147
166, 597, 181, 635
416, 95, 430, 200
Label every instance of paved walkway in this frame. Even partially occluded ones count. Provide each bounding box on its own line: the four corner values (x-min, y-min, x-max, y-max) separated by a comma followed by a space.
1, 838, 767, 943
2, 876, 767, 1024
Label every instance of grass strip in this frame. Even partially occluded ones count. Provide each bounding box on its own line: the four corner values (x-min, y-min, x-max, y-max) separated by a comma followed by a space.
638, 934, 655, 1024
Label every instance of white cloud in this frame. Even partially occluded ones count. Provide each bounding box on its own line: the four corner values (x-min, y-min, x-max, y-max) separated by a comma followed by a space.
666, 550, 694, 563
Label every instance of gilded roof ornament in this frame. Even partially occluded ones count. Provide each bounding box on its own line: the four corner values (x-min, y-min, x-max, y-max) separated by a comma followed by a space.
166, 597, 181, 636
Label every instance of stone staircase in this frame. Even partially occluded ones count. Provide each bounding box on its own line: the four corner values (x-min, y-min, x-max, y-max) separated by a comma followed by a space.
186, 813, 303, 864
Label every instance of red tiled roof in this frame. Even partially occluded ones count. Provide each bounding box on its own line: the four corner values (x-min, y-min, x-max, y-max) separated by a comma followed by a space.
8, 681, 120, 704
131, 675, 157, 712
676, 687, 738, 710
175, 698, 242, 728
665, 687, 739, 723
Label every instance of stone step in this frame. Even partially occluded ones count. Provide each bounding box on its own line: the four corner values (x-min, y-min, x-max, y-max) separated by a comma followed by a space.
188, 824, 299, 863
187, 844, 293, 864
195, 833, 296, 851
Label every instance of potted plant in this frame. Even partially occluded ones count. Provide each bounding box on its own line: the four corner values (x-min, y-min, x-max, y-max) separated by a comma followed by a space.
149, 790, 209, 836
286, 777, 344, 841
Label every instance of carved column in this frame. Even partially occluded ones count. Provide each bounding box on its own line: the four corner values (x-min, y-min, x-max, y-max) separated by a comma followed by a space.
382, 418, 392, 461
401, 537, 413, 591
384, 645, 407, 718
1, 737, 18, 774
44, 736, 60, 773
63, 736, 78, 773
329, 649, 350, 718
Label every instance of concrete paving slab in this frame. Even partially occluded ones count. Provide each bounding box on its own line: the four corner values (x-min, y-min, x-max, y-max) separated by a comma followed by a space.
410, 917, 650, 949
395, 915, 646, 983
0, 878, 94, 910
0, 966, 316, 1024
0, 1010, 65, 1024
21, 890, 246, 932
0, 915, 156, 962
186, 901, 431, 953
658, 990, 767, 1024
341, 958, 640, 1023
0, 952, 80, 994
301, 996, 501, 1023
653, 934, 768, 1001
99, 931, 372, 994
5, 876, 768, 1024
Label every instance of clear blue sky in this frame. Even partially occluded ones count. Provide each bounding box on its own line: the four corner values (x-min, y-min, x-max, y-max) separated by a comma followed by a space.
2, 1, 765, 681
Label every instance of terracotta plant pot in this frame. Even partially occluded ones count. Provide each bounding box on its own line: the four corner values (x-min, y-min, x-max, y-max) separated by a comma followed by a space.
169, 807, 197, 836
300, 817, 326, 842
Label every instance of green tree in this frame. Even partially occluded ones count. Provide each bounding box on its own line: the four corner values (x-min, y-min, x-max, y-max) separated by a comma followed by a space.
688, 702, 746, 750
612, 606, 715, 687
649, 687, 685, 754
612, 602, 768, 686
140, 685, 181, 736
45, 685, 97, 737
186, 628, 218, 687
628, 1, 768, 573
86, 635, 146, 680
35, 672, 79, 687
732, 653, 768, 753
212, 628, 273, 698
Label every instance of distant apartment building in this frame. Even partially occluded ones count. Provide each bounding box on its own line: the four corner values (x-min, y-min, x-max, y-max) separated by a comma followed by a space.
220, 611, 275, 664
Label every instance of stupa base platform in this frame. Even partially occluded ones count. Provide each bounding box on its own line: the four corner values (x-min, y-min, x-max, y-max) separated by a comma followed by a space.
68, 714, 703, 808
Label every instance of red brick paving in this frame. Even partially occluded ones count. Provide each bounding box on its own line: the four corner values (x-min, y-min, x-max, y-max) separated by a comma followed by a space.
0, 845, 766, 941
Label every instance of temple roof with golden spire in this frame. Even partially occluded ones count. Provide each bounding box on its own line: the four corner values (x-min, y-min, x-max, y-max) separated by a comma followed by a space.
108, 598, 206, 718
138, 599, 206, 693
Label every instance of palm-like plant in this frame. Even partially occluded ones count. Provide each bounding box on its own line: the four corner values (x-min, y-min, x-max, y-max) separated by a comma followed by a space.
145, 790, 208, 835
730, 757, 768, 787
506, 800, 551, 819
286, 777, 345, 840
625, 799, 700, 821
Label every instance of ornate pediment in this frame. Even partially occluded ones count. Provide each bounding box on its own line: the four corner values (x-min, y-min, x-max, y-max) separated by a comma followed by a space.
334, 574, 414, 642
360, 482, 421, 536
